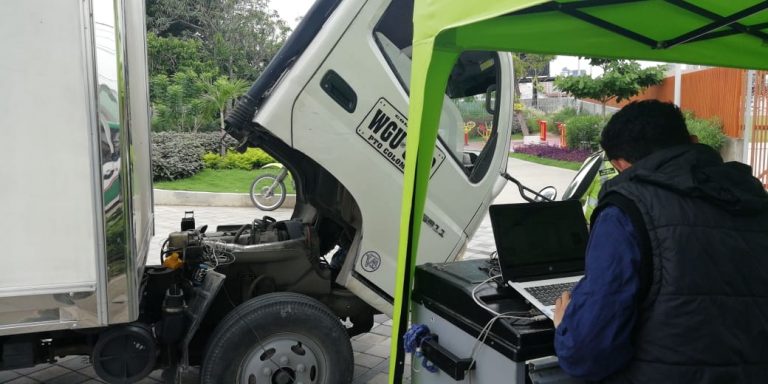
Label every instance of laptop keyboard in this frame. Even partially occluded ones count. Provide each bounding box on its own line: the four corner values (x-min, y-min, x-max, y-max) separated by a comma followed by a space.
524, 282, 577, 306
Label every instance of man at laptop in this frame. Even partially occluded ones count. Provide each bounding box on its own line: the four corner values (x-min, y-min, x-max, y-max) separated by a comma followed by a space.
552, 100, 768, 383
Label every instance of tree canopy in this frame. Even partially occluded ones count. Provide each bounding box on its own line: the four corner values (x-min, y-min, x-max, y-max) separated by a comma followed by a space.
145, 0, 290, 132
201, 77, 250, 154
513, 53, 555, 107
147, 0, 289, 80
555, 59, 667, 115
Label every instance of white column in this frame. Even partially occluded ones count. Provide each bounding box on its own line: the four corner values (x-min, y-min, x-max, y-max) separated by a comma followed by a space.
742, 70, 756, 164
673, 64, 682, 107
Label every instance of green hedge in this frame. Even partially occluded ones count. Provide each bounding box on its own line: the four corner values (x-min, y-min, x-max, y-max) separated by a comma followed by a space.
548, 107, 578, 128
523, 107, 547, 133
193, 132, 238, 154
456, 99, 490, 122
684, 112, 726, 151
203, 148, 276, 170
151, 132, 238, 181
564, 115, 607, 151
519, 108, 725, 153
152, 133, 205, 181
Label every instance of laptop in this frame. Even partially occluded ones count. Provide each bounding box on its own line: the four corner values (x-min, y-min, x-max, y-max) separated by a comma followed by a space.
489, 200, 589, 319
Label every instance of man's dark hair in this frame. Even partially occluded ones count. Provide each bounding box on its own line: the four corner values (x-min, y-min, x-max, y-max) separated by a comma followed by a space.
600, 100, 691, 163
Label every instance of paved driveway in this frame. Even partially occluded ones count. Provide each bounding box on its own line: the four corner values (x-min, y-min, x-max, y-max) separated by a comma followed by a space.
0, 158, 576, 384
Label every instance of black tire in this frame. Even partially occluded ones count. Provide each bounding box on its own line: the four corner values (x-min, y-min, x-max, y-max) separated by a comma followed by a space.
250, 174, 287, 211
200, 292, 353, 384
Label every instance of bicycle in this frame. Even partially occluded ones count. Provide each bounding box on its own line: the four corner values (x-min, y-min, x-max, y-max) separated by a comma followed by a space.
250, 163, 290, 211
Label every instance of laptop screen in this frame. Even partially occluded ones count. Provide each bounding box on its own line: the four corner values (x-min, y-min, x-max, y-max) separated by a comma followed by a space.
489, 200, 588, 281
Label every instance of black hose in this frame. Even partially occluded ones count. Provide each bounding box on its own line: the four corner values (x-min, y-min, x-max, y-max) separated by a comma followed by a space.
233, 223, 253, 245
160, 238, 169, 264
225, 0, 343, 131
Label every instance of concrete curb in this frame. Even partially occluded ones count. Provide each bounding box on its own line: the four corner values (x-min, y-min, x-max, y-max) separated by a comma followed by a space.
153, 189, 296, 208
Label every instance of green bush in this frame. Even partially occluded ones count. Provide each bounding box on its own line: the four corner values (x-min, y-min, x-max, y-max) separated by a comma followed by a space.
684, 112, 726, 151
201, 152, 223, 169
151, 132, 206, 181
203, 148, 276, 170
456, 99, 489, 122
564, 115, 607, 151
523, 107, 547, 133
151, 132, 240, 181
548, 107, 578, 128
193, 132, 238, 154
456, 98, 496, 138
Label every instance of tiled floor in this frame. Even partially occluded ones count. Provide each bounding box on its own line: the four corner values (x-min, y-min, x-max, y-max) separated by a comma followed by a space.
350, 314, 411, 384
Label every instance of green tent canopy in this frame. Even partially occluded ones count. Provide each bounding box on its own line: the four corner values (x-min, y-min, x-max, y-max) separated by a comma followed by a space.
390, 0, 768, 382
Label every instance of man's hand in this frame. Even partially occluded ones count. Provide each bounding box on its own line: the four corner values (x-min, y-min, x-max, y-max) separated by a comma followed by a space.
554, 291, 571, 328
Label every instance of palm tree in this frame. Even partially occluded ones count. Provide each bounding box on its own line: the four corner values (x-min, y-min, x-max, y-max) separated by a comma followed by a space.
201, 76, 249, 154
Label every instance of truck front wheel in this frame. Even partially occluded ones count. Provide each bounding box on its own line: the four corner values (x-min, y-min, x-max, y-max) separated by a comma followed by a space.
200, 292, 354, 384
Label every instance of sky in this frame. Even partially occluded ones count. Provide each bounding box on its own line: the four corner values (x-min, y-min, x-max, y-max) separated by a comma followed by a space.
270, 0, 315, 29
551, 56, 596, 76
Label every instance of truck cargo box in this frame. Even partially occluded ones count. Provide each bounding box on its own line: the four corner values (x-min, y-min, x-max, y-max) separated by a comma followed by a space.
0, 0, 152, 336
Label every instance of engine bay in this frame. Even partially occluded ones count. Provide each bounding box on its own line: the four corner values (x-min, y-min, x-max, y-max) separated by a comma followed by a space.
138, 213, 376, 368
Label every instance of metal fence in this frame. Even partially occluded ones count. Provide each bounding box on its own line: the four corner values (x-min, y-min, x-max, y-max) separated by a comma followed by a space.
520, 97, 575, 114
460, 96, 614, 117
519, 97, 616, 116
748, 71, 768, 188
573, 100, 620, 116
453, 99, 494, 124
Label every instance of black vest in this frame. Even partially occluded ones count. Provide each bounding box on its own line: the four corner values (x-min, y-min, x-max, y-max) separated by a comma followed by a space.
593, 145, 768, 384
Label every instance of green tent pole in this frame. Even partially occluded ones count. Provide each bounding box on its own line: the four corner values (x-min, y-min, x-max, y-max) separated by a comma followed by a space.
388, 39, 459, 383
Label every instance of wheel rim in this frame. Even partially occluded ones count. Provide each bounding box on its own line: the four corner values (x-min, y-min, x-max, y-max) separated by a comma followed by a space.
251, 176, 284, 210
238, 332, 327, 384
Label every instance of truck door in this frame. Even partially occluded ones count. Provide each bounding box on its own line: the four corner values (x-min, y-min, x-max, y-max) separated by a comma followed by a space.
290, 0, 512, 308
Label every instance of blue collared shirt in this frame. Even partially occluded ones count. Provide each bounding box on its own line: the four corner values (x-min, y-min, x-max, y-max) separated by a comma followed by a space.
554, 205, 642, 381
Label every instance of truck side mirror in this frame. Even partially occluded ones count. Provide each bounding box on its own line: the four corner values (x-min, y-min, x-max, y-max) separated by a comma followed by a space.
534, 186, 558, 202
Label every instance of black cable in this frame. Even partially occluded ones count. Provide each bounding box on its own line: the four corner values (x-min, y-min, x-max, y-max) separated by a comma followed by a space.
233, 223, 253, 245
160, 238, 169, 265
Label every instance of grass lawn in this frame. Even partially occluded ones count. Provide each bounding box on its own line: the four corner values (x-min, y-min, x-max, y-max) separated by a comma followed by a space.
511, 132, 524, 141
508, 152, 582, 171
154, 169, 296, 194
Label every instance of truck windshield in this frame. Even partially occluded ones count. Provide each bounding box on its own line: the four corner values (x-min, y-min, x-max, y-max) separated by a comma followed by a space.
374, 0, 499, 181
